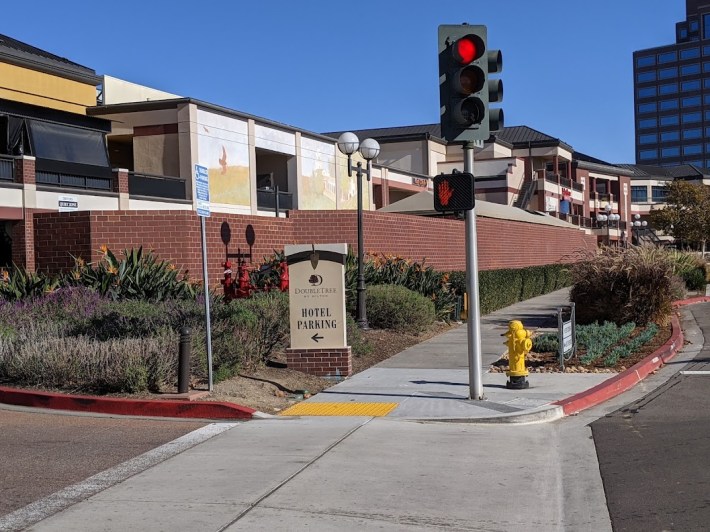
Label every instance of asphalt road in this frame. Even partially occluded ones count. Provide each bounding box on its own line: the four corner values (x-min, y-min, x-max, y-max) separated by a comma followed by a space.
0, 406, 205, 517
592, 304, 710, 532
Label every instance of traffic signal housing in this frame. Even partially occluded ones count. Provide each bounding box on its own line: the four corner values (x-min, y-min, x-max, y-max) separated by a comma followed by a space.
433, 171, 475, 212
438, 24, 503, 143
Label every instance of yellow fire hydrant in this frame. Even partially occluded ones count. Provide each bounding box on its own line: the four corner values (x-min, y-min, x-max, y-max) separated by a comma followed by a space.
503, 320, 532, 389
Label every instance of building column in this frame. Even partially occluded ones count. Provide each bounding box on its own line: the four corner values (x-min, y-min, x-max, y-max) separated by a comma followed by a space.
11, 156, 37, 272
113, 168, 130, 210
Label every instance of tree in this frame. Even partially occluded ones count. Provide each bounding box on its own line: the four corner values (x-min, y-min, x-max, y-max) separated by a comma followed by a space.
649, 180, 710, 254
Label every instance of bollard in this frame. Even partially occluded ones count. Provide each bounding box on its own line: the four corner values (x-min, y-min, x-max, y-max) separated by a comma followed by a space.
178, 326, 191, 394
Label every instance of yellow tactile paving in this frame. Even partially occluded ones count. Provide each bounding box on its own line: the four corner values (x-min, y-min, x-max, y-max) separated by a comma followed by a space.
279, 402, 398, 417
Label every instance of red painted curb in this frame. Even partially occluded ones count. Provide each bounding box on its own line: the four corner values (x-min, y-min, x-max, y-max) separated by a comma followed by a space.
0, 386, 257, 420
554, 312, 684, 416
674, 295, 710, 308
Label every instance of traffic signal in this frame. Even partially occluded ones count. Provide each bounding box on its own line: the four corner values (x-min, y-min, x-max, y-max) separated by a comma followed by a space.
433, 171, 475, 212
438, 24, 503, 143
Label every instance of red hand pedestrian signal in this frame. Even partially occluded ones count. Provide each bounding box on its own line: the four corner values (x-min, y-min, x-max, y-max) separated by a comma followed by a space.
433, 172, 475, 212
437, 180, 454, 207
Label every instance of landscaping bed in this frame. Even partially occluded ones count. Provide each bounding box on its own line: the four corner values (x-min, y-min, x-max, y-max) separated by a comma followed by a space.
489, 320, 673, 374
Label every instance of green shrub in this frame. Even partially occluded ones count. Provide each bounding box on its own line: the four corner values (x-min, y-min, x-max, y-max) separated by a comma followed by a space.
682, 267, 706, 291
0, 324, 177, 393
603, 323, 659, 367
64, 247, 195, 301
570, 246, 678, 326
191, 291, 290, 380
0, 266, 59, 301
365, 284, 436, 333
533, 333, 559, 353
578, 321, 636, 365
346, 314, 373, 358
344, 253, 457, 321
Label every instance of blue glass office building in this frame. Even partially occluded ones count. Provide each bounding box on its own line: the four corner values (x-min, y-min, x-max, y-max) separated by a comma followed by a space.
633, 1, 710, 167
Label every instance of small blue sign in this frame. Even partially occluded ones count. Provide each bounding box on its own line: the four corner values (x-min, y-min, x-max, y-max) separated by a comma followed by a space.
195, 164, 210, 217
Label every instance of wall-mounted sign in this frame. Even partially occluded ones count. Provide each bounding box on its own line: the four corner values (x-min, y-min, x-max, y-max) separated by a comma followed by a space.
412, 177, 428, 188
58, 195, 78, 212
285, 243, 347, 350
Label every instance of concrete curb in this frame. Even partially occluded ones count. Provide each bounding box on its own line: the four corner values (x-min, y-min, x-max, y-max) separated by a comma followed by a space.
553, 300, 699, 416
415, 404, 565, 425
0, 386, 258, 420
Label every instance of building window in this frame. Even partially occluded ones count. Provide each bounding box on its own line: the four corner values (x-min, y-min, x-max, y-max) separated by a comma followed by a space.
682, 95, 701, 107
652, 186, 669, 201
631, 186, 648, 202
638, 86, 657, 98
638, 102, 657, 114
661, 131, 680, 141
681, 79, 701, 91
636, 55, 656, 68
661, 147, 681, 157
637, 71, 657, 83
659, 99, 679, 110
639, 149, 658, 160
679, 27, 688, 40
683, 111, 702, 123
639, 118, 658, 129
660, 67, 679, 79
706, 143, 710, 152
705, 94, 710, 105
683, 128, 703, 139
684, 144, 703, 155
704, 13, 710, 39
681, 47, 700, 60
639, 133, 657, 144
658, 51, 678, 63
705, 110, 710, 121
660, 115, 679, 126
691, 20, 700, 32
659, 82, 678, 94
679, 64, 699, 75
704, 44, 710, 55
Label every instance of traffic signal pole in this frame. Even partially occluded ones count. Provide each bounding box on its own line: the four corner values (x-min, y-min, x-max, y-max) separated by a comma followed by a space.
464, 142, 484, 400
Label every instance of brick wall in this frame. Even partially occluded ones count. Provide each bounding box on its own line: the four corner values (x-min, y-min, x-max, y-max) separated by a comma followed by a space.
33, 210, 597, 282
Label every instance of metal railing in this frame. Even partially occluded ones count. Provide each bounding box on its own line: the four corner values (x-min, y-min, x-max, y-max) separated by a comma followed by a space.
0, 156, 13, 181
514, 180, 536, 209
555, 213, 596, 228
257, 187, 293, 215
128, 172, 187, 200
36, 171, 112, 191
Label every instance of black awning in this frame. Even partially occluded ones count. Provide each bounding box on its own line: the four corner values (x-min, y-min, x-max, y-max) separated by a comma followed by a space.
28, 119, 109, 167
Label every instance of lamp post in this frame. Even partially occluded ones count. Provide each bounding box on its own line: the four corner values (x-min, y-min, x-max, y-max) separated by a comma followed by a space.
337, 132, 381, 329
597, 204, 619, 246
632, 214, 648, 245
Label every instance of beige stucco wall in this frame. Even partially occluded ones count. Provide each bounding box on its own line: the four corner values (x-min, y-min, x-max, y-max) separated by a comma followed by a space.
133, 133, 181, 177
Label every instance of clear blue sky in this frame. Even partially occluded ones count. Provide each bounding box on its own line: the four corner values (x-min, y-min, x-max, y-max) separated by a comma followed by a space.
3, 1, 685, 164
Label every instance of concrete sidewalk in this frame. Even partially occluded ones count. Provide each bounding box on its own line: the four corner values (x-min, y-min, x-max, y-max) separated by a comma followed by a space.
281, 288, 688, 423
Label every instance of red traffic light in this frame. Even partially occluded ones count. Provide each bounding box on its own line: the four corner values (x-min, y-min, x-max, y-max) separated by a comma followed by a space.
452, 34, 485, 64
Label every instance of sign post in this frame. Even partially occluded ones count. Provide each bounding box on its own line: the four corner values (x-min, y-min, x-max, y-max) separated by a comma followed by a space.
558, 303, 576, 370
195, 164, 214, 391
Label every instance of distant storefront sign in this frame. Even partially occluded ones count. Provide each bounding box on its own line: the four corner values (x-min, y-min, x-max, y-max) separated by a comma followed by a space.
58, 195, 78, 212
